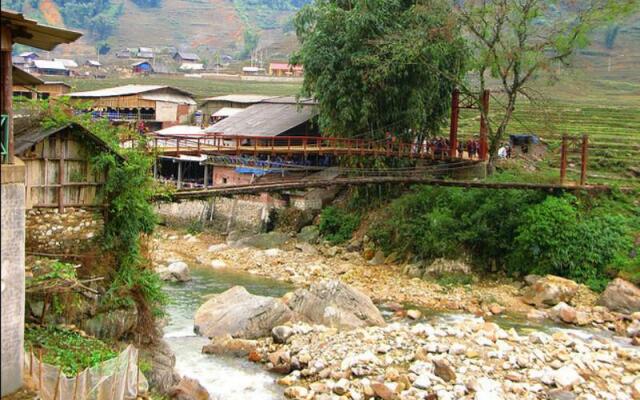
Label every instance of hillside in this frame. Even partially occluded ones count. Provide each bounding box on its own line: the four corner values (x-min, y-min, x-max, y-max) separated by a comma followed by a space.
2, 0, 305, 59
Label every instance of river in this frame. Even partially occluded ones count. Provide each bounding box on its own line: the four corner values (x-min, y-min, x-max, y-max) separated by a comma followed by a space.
162, 267, 293, 400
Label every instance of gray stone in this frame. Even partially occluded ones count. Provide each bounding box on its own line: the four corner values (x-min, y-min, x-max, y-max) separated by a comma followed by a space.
597, 278, 640, 314
194, 286, 294, 339
547, 389, 576, 400
368, 250, 385, 266
298, 225, 320, 244
525, 274, 543, 286
423, 258, 472, 277
159, 261, 191, 282
168, 377, 210, 400
231, 232, 290, 250
403, 263, 423, 278
272, 325, 294, 344
141, 339, 180, 394
81, 308, 138, 340
288, 280, 385, 330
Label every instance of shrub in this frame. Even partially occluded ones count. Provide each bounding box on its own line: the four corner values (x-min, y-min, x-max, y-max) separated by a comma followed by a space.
319, 206, 360, 245
509, 195, 628, 290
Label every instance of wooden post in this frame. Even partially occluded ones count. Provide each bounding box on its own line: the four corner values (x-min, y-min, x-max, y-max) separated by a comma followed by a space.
203, 164, 209, 188
580, 134, 589, 186
560, 135, 568, 184
177, 160, 182, 189
479, 89, 490, 161
58, 136, 65, 212
1, 26, 13, 164
449, 89, 460, 158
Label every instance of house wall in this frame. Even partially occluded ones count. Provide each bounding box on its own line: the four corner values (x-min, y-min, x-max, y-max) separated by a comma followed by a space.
212, 166, 255, 186
156, 101, 178, 122
25, 207, 104, 254
1, 163, 26, 395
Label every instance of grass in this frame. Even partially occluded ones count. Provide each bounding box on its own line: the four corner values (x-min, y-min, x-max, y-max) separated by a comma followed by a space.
25, 325, 118, 376
63, 75, 301, 99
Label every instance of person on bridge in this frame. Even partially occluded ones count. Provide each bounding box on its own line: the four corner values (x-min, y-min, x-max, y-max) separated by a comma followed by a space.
458, 140, 465, 158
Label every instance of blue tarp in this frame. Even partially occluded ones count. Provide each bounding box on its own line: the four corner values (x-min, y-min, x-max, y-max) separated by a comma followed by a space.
235, 167, 284, 176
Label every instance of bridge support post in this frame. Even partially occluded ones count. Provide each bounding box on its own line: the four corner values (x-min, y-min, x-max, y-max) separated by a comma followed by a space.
449, 89, 460, 158
177, 160, 182, 189
479, 89, 490, 161
203, 164, 209, 188
560, 135, 568, 184
580, 134, 588, 186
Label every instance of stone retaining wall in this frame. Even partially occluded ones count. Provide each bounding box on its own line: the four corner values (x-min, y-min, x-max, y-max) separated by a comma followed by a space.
26, 208, 104, 254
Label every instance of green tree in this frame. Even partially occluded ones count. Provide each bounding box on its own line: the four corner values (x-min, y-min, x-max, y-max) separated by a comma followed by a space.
292, 0, 467, 143
456, 0, 638, 172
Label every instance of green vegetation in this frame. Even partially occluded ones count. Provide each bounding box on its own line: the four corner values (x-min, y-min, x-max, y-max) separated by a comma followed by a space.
368, 185, 639, 291
319, 206, 360, 245
25, 325, 118, 376
292, 0, 466, 141
233, 0, 309, 29
38, 98, 166, 331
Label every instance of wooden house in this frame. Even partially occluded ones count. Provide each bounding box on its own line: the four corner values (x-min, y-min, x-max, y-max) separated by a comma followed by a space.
31, 59, 69, 76
19, 51, 39, 62
14, 122, 122, 210
67, 84, 197, 129
13, 80, 70, 100
173, 51, 200, 63
269, 62, 303, 77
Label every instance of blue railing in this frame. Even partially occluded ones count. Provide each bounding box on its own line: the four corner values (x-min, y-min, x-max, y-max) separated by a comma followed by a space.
1, 114, 8, 164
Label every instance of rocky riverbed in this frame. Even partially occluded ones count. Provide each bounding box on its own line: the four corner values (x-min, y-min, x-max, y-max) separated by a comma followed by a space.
152, 227, 640, 399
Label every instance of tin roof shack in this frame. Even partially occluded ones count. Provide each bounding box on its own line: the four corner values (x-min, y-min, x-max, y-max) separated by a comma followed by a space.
136, 47, 154, 59
32, 59, 69, 76
13, 80, 71, 100
67, 85, 197, 129
132, 60, 153, 74
15, 123, 122, 254
173, 51, 200, 63
200, 94, 274, 118
269, 62, 303, 77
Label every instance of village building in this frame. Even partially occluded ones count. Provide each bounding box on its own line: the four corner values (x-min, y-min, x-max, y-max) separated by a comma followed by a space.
31, 59, 69, 76
13, 80, 71, 99
242, 66, 266, 75
85, 59, 101, 68
67, 84, 197, 130
53, 58, 78, 69
1, 9, 81, 395
200, 94, 274, 117
19, 50, 39, 62
269, 62, 303, 77
115, 48, 131, 58
11, 65, 44, 99
136, 47, 154, 59
12, 55, 27, 68
180, 62, 204, 71
173, 51, 200, 63
132, 60, 153, 74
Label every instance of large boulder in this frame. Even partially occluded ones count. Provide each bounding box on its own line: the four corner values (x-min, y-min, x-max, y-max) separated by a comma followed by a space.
288, 280, 385, 329
522, 275, 579, 307
194, 286, 294, 339
297, 225, 320, 244
423, 258, 472, 277
158, 261, 191, 282
168, 377, 210, 400
597, 278, 640, 314
231, 232, 290, 250
80, 308, 137, 340
201, 334, 257, 357
141, 339, 180, 394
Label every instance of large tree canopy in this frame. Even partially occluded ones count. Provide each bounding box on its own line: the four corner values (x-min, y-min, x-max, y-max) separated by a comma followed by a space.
291, 0, 467, 142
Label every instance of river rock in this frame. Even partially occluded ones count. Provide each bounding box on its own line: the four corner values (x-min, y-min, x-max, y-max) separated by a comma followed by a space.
284, 386, 308, 399
231, 232, 289, 250
207, 243, 228, 253
201, 334, 257, 357
402, 263, 423, 278
549, 302, 577, 324
522, 275, 578, 306
370, 382, 395, 400
159, 261, 191, 282
598, 278, 640, 314
471, 378, 503, 400
168, 377, 210, 400
434, 358, 456, 382
423, 258, 472, 277
80, 308, 137, 340
272, 325, 294, 344
553, 366, 584, 388
298, 225, 320, 244
194, 286, 294, 339
368, 250, 385, 266
406, 309, 422, 320
524, 274, 543, 286
141, 339, 180, 394
288, 280, 385, 329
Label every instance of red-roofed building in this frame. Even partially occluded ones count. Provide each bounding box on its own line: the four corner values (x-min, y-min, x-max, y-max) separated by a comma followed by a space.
268, 62, 303, 77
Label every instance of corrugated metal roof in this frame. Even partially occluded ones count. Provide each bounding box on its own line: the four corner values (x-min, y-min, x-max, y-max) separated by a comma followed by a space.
176, 51, 200, 61
68, 85, 194, 99
86, 60, 102, 66
33, 60, 67, 70
204, 103, 317, 137
262, 96, 317, 105
13, 66, 44, 85
201, 94, 275, 103
140, 92, 197, 105
2, 10, 82, 51
179, 63, 204, 71
156, 125, 205, 135
212, 107, 244, 117
54, 58, 78, 68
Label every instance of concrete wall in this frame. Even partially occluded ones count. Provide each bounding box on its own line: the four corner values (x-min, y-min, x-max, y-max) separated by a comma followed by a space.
25, 207, 104, 254
155, 194, 286, 231
1, 164, 26, 395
